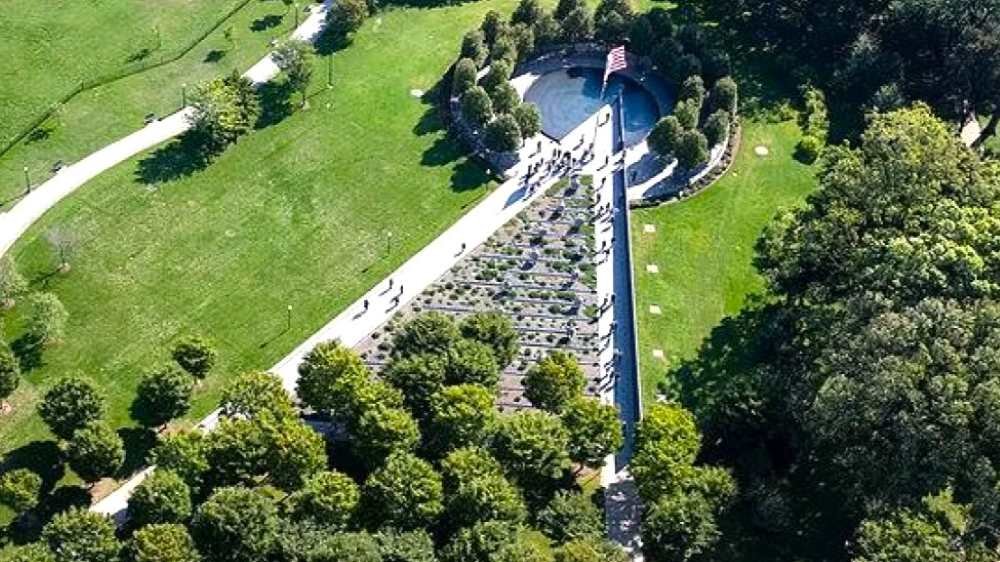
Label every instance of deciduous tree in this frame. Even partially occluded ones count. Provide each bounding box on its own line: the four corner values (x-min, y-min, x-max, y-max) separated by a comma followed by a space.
363, 452, 444, 531
523, 351, 585, 412
131, 523, 202, 562
128, 470, 193, 527
133, 365, 195, 428
192, 487, 280, 562
42, 508, 120, 562
39, 377, 105, 440
171, 335, 217, 380
66, 421, 125, 484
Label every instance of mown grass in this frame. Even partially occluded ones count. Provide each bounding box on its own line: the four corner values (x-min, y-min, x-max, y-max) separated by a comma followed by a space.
0, 0, 302, 205
629, 118, 817, 408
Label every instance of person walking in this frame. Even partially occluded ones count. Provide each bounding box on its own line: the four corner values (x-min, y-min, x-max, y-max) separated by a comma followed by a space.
363, 299, 369, 312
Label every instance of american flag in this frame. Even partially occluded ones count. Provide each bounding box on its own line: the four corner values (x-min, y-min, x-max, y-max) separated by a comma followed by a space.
603, 45, 627, 87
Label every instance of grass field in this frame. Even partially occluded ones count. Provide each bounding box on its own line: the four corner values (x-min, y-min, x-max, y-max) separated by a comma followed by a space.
630, 118, 816, 408
0, 0, 305, 205
0, 0, 526, 490
0, 0, 258, 150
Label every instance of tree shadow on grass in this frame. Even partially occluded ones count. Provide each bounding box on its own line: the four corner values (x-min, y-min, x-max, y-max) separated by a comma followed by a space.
314, 29, 353, 57
450, 159, 491, 193
135, 136, 212, 185
118, 427, 157, 478
251, 14, 284, 32
256, 80, 295, 130
10, 333, 44, 373
204, 49, 227, 64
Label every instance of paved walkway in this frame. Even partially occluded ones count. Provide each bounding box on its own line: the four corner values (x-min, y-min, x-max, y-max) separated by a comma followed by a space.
0, 1, 331, 258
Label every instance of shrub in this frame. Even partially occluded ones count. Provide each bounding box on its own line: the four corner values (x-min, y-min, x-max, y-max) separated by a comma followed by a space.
453, 58, 479, 97
679, 75, 705, 108
703, 110, 730, 147
462, 86, 494, 128
485, 114, 522, 153
0, 340, 20, 403
0, 469, 42, 514
171, 335, 217, 379
673, 99, 699, 130
647, 116, 683, 158
709, 76, 737, 114
512, 103, 542, 138
796, 134, 823, 164
675, 129, 709, 170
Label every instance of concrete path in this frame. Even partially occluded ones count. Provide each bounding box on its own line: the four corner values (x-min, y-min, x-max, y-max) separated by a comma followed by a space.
0, 1, 331, 258
961, 114, 982, 147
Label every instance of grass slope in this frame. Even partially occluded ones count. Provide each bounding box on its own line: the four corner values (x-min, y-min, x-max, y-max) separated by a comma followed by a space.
1, 0, 515, 464
630, 118, 816, 408
0, 0, 297, 205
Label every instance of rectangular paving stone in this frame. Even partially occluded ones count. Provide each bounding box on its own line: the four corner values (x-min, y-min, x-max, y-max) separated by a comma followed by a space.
652, 349, 665, 359
649, 304, 662, 315
643, 224, 656, 233
646, 264, 659, 273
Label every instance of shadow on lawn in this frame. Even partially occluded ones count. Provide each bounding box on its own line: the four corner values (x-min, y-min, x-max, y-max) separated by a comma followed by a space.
135, 136, 213, 185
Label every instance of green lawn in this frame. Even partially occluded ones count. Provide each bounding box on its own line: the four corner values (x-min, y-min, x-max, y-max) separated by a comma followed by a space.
0, 0, 527, 480
630, 118, 816, 408
0, 0, 300, 205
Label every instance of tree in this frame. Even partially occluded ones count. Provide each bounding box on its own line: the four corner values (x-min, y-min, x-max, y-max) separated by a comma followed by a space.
594, 0, 634, 43
512, 103, 541, 138
533, 13, 562, 46
485, 115, 522, 153
327, 0, 368, 36
273, 39, 313, 107
257, 412, 327, 491
554, 0, 584, 21
187, 73, 260, 152
555, 538, 628, 562
26, 291, 68, 346
674, 129, 709, 170
219, 371, 294, 420
523, 351, 585, 412
129, 470, 193, 528
480, 10, 506, 46
459, 312, 520, 367
203, 418, 268, 490
709, 77, 737, 114
149, 430, 209, 492
440, 447, 527, 529
702, 110, 730, 147
442, 521, 551, 562
131, 523, 202, 562
3, 544, 56, 562
42, 508, 120, 562
192, 487, 280, 562
66, 421, 125, 484
281, 529, 383, 562
795, 134, 822, 164
296, 339, 371, 416
647, 116, 683, 159
492, 411, 571, 488
383, 353, 446, 416
757, 105, 1000, 305
561, 397, 622, 470
510, 24, 535, 64
512, 0, 544, 28
133, 365, 194, 428
0, 340, 20, 405
536, 491, 603, 544
0, 255, 27, 307
39, 377, 105, 440
363, 452, 444, 531
672, 98, 699, 130
630, 403, 700, 499
444, 339, 499, 389
171, 335, 217, 380
490, 82, 520, 115
0, 468, 42, 515
461, 30, 489, 67
852, 489, 982, 562
453, 58, 479, 97
642, 491, 725, 562
462, 86, 494, 128
353, 406, 421, 468
286, 470, 360, 529
428, 385, 498, 453
376, 530, 437, 562
560, 7, 593, 42
392, 312, 460, 358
